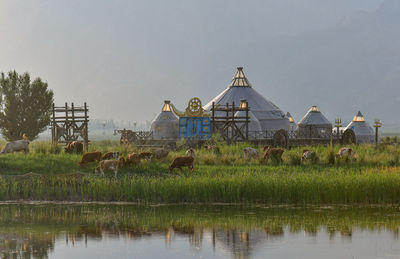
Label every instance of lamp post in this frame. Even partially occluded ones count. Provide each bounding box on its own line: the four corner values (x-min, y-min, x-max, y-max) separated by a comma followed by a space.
374, 119, 382, 147
334, 118, 342, 140
239, 99, 249, 141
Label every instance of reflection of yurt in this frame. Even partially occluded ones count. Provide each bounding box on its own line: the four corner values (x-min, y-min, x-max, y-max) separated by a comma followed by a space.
213, 229, 271, 259
150, 101, 179, 140
204, 67, 289, 132
297, 106, 332, 138
344, 111, 375, 144
286, 112, 296, 131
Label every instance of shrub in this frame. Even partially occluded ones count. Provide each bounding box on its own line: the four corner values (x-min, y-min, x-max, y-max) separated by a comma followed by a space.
327, 148, 335, 165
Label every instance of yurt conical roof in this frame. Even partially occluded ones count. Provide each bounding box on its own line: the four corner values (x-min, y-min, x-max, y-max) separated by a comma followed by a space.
204, 67, 289, 131
150, 101, 179, 140
344, 111, 374, 144
298, 106, 331, 126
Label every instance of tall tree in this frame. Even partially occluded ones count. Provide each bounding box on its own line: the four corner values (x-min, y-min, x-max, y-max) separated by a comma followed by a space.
0, 71, 54, 141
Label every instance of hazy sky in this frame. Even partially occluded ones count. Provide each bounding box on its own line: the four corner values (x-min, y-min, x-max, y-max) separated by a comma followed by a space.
0, 0, 390, 126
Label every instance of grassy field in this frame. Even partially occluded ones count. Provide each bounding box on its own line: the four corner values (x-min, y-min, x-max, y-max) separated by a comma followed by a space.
0, 140, 399, 204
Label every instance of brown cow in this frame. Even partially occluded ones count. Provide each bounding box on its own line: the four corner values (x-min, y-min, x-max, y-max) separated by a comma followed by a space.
101, 151, 119, 160
263, 145, 273, 152
117, 157, 126, 167
79, 152, 102, 167
264, 147, 284, 163
64, 141, 83, 154
139, 152, 152, 162
95, 160, 119, 177
169, 156, 194, 172
204, 145, 221, 154
126, 152, 141, 167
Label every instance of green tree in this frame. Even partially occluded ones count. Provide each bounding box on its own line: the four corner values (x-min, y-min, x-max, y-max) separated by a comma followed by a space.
0, 71, 54, 141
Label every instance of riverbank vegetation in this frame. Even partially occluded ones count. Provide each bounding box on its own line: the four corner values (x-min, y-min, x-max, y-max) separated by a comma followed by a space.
0, 141, 399, 204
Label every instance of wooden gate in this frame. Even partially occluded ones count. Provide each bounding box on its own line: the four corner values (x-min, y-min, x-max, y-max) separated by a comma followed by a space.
51, 102, 89, 151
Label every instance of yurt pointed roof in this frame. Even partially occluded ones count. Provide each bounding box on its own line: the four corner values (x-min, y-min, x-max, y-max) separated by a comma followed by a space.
203, 67, 288, 131
151, 101, 178, 122
345, 111, 374, 136
298, 106, 331, 126
150, 101, 179, 140
286, 112, 295, 123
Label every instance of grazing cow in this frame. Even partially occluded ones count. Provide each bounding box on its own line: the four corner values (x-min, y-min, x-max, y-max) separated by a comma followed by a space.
336, 147, 357, 161
169, 156, 194, 172
64, 141, 84, 154
204, 145, 221, 154
263, 145, 273, 152
243, 147, 259, 159
0, 139, 30, 154
126, 152, 141, 167
95, 160, 119, 177
302, 150, 319, 162
79, 152, 102, 167
264, 147, 284, 163
185, 148, 195, 158
117, 157, 126, 167
152, 148, 169, 160
139, 152, 152, 162
101, 151, 119, 160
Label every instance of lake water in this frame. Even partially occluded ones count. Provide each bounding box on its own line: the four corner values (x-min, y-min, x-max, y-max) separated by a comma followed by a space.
0, 204, 399, 259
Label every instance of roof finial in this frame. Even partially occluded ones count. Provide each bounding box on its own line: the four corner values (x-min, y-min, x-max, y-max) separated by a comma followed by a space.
229, 67, 251, 87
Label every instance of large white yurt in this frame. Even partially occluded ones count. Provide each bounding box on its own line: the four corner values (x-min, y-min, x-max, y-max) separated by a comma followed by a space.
297, 106, 332, 138
344, 111, 375, 144
150, 101, 179, 140
203, 67, 289, 132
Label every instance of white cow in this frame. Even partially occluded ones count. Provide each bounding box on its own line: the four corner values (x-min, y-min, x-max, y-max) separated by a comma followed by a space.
95, 159, 120, 178
243, 147, 259, 159
185, 148, 195, 158
336, 147, 357, 161
0, 139, 30, 154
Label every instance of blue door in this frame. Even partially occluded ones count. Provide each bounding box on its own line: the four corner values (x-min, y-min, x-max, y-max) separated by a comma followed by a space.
179, 117, 211, 140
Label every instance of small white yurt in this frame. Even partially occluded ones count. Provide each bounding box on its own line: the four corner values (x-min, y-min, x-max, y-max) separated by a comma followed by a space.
150, 101, 179, 140
297, 106, 332, 138
344, 111, 375, 144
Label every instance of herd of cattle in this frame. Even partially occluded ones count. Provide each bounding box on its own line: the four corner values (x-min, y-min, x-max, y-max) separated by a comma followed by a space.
243, 145, 357, 163
0, 139, 357, 178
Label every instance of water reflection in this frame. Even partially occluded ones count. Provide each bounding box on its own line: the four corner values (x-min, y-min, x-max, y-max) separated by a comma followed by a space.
0, 205, 399, 258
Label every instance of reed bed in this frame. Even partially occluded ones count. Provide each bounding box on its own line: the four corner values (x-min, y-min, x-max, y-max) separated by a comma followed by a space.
0, 140, 399, 204
0, 166, 400, 204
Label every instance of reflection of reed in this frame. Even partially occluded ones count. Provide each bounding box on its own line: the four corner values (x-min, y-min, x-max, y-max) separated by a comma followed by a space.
165, 227, 174, 244
0, 204, 400, 257
0, 233, 55, 259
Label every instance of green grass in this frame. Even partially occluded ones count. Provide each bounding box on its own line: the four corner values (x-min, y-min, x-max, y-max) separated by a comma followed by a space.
0, 140, 399, 204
